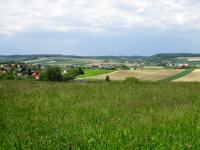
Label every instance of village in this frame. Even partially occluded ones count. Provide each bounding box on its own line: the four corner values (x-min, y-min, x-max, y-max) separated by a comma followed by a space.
0, 59, 195, 81
0, 63, 45, 80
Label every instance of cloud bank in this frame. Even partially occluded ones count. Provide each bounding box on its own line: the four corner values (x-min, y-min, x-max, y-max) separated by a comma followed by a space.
0, 0, 200, 36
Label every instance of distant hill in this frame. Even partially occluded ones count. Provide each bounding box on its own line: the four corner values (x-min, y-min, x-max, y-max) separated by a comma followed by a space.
151, 53, 200, 59
1, 53, 200, 58
1, 53, 200, 64
0, 54, 64, 58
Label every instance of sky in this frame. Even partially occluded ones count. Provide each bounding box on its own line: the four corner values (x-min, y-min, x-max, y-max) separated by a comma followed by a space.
0, 0, 200, 56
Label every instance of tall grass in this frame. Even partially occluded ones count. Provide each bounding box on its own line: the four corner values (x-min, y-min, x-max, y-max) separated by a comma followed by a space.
0, 80, 200, 149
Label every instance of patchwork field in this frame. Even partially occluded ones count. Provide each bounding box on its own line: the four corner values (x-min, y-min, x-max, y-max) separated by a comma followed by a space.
24, 57, 99, 65
1, 80, 200, 149
175, 69, 200, 82
88, 69, 183, 81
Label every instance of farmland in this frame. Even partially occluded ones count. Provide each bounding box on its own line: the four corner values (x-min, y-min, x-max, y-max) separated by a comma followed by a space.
77, 69, 115, 78
127, 69, 184, 81
24, 57, 93, 65
175, 69, 200, 82
1, 80, 200, 149
159, 68, 195, 82
87, 69, 184, 81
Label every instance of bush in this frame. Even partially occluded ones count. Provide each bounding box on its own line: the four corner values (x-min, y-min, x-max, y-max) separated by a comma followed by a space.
78, 67, 84, 75
0, 73, 15, 80
39, 71, 47, 81
46, 66, 63, 81
105, 75, 110, 82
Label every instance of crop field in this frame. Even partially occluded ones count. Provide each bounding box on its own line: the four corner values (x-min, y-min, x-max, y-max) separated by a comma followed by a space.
77, 69, 115, 79
1, 80, 200, 149
132, 69, 184, 81
159, 68, 194, 82
176, 57, 200, 65
175, 69, 200, 82
87, 70, 135, 80
88, 69, 183, 81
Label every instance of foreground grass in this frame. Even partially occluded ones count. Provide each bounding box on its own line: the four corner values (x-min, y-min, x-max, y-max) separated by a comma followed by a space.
0, 80, 200, 149
77, 69, 114, 78
159, 68, 195, 82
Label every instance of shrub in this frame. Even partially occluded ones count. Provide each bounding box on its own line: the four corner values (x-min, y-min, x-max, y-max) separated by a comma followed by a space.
105, 75, 110, 82
39, 71, 47, 81
78, 67, 84, 75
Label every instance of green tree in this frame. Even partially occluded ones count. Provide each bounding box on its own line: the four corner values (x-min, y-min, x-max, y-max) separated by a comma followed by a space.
78, 67, 84, 75
63, 68, 78, 81
63, 68, 84, 81
46, 66, 63, 81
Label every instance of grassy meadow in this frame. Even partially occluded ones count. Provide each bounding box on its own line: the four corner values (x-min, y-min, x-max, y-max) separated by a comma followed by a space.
77, 69, 114, 78
0, 80, 200, 149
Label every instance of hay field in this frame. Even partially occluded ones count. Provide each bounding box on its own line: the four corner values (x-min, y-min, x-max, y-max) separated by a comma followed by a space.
175, 69, 200, 82
88, 69, 183, 81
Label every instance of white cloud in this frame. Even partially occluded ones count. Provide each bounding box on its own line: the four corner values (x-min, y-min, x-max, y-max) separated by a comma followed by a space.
0, 0, 200, 36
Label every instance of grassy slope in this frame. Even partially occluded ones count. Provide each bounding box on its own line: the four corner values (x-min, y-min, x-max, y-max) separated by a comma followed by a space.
77, 69, 114, 78
159, 68, 195, 82
1, 80, 200, 149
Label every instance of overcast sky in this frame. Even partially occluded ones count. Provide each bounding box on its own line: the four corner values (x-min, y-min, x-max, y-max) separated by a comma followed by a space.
0, 0, 200, 56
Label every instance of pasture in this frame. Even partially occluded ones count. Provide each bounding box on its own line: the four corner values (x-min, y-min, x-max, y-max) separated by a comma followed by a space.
88, 69, 183, 81
77, 69, 115, 79
1, 80, 200, 149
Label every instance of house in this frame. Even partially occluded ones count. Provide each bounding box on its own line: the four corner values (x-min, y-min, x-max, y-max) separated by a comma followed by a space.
176, 63, 190, 69
33, 71, 40, 80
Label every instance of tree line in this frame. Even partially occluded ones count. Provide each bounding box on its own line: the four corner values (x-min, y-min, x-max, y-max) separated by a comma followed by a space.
39, 66, 84, 81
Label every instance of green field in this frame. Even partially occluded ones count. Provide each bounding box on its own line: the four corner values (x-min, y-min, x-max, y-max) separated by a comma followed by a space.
1, 80, 200, 149
77, 69, 114, 78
